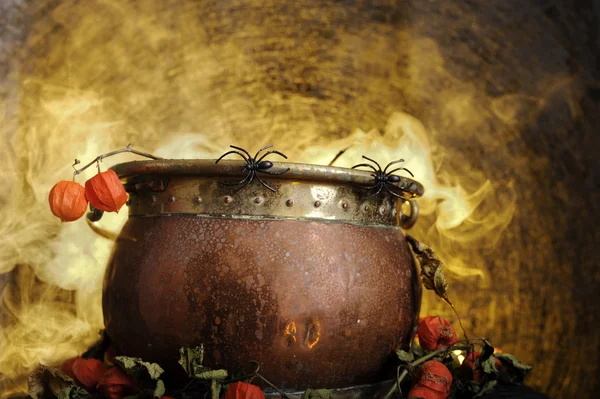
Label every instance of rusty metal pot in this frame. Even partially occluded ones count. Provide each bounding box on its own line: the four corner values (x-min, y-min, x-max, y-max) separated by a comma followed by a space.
101, 159, 423, 389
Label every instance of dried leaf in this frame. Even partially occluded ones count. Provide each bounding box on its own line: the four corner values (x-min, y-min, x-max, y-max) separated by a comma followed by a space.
153, 380, 166, 398
115, 356, 164, 380
194, 369, 228, 380
28, 365, 78, 399
301, 389, 333, 399
396, 349, 415, 364
496, 353, 533, 383
406, 236, 450, 304
178, 346, 205, 377
57, 386, 94, 399
474, 380, 497, 398
474, 340, 499, 380
406, 235, 469, 340
433, 267, 448, 300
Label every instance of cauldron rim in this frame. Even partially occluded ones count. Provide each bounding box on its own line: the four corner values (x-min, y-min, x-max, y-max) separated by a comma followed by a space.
111, 159, 424, 198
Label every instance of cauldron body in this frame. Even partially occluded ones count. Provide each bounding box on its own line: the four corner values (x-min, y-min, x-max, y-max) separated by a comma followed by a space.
102, 160, 423, 388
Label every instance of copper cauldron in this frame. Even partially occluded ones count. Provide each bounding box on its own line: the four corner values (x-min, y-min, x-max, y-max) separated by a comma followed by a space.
102, 159, 423, 389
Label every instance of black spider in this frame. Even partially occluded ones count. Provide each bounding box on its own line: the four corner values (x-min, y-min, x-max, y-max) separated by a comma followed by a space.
215, 145, 290, 192
351, 156, 414, 199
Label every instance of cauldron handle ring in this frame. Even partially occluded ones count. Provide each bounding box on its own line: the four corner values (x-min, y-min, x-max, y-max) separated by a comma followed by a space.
85, 205, 129, 241
398, 199, 419, 229
87, 205, 104, 222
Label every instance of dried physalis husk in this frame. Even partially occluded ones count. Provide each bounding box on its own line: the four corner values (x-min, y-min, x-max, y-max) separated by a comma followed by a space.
84, 170, 128, 213
48, 181, 89, 222
223, 382, 266, 399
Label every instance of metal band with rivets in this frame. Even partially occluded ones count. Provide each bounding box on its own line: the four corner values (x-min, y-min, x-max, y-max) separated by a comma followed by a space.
111, 160, 424, 228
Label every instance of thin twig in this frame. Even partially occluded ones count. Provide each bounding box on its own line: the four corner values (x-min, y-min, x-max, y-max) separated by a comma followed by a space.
72, 144, 162, 175
382, 345, 452, 399
256, 373, 290, 399
327, 145, 352, 166
447, 301, 469, 341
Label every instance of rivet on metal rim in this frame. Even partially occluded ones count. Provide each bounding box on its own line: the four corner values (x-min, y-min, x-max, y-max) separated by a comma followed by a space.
286, 199, 294, 207
379, 205, 386, 215
224, 196, 233, 204
342, 202, 349, 210
168, 195, 176, 203
254, 196, 263, 204
314, 200, 321, 208
193, 196, 203, 204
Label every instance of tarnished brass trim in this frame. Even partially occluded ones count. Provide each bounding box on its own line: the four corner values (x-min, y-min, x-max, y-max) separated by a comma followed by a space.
125, 175, 418, 227
111, 159, 424, 197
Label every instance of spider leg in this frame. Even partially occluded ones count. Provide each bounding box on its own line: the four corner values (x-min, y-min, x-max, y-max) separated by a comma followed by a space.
386, 166, 415, 177
215, 150, 249, 164
384, 183, 408, 200
218, 171, 252, 186
233, 172, 255, 192
361, 184, 383, 200
255, 174, 276, 192
383, 159, 406, 174
361, 156, 383, 172
254, 144, 274, 160
258, 167, 290, 175
256, 150, 288, 163
229, 145, 253, 160
351, 163, 379, 173
362, 182, 381, 189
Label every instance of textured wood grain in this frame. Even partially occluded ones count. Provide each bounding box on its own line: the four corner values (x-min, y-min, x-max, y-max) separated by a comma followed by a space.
1, 0, 598, 398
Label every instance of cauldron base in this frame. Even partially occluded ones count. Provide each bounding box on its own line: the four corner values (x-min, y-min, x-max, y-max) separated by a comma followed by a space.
263, 380, 550, 399
263, 379, 395, 398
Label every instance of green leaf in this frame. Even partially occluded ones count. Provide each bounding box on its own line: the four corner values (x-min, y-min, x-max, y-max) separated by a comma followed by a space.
153, 380, 166, 398
57, 386, 94, 399
115, 356, 165, 380
28, 365, 78, 399
211, 379, 222, 399
474, 380, 497, 398
475, 340, 498, 376
411, 343, 424, 358
301, 388, 334, 399
496, 353, 533, 372
479, 355, 499, 376
396, 349, 415, 364
496, 353, 533, 383
179, 345, 205, 377
194, 369, 228, 380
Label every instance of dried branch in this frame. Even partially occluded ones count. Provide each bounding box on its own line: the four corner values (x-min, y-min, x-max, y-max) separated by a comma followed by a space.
72, 144, 162, 176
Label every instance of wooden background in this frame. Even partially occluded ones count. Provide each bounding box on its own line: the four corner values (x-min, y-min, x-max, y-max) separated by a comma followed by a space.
1, 1, 599, 398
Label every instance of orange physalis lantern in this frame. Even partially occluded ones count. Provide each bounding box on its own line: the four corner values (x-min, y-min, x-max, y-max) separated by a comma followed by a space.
223, 382, 266, 399
48, 181, 88, 222
84, 170, 128, 213
72, 357, 106, 391
409, 360, 453, 399
417, 316, 458, 351
98, 367, 137, 399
